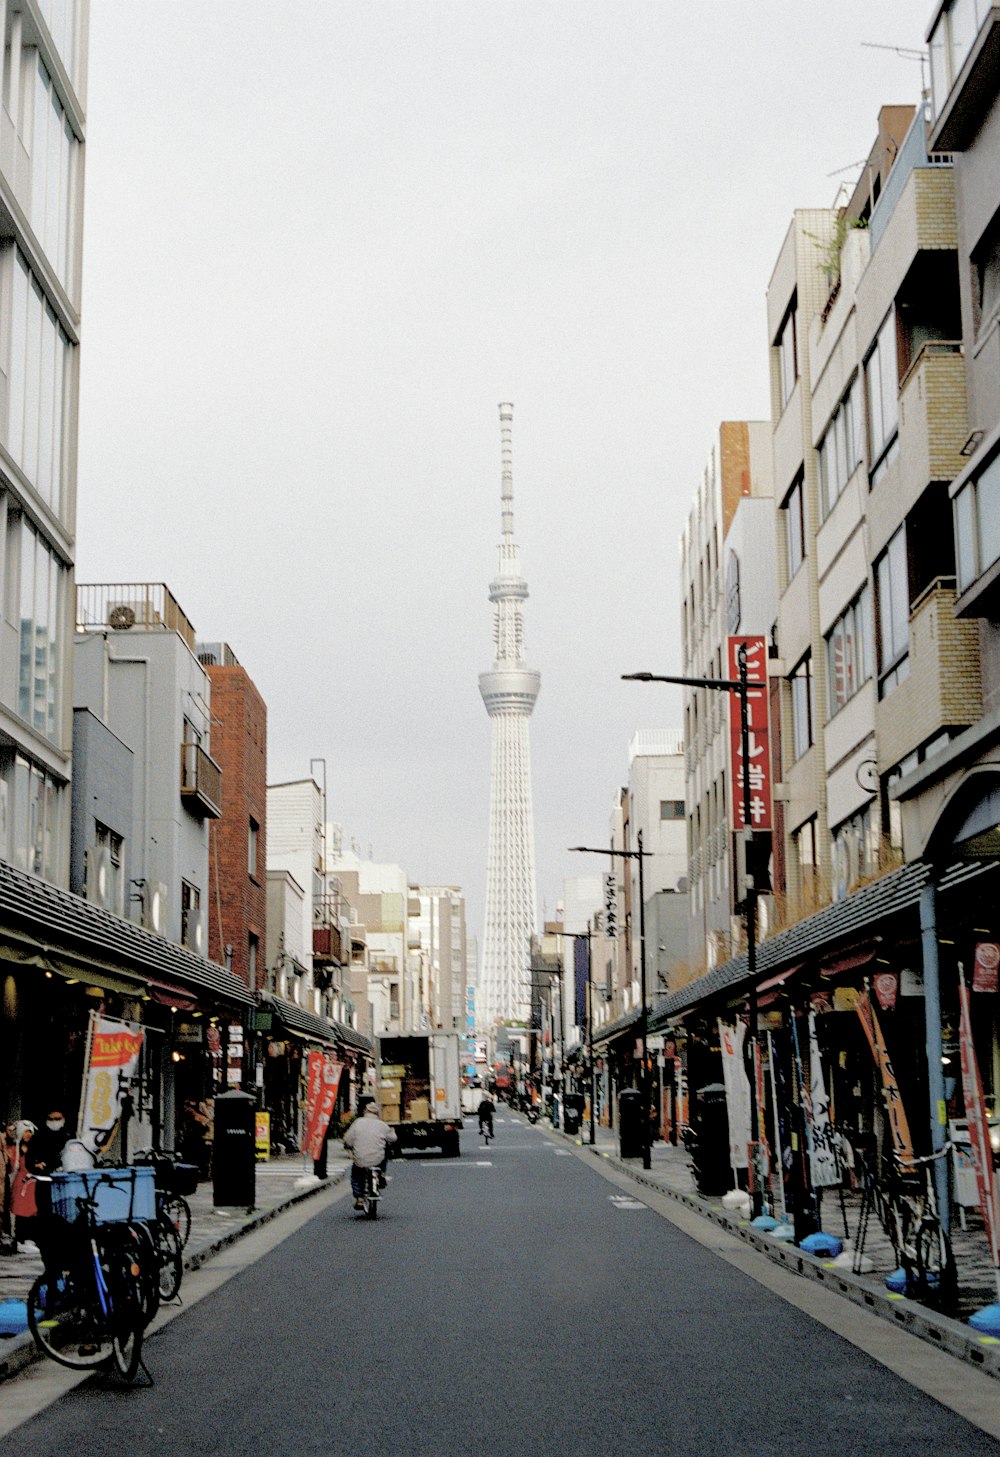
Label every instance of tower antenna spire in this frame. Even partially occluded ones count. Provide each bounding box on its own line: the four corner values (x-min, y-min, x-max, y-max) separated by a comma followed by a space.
480, 403, 541, 1029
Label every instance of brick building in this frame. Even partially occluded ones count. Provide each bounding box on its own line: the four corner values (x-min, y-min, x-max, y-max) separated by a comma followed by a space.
198, 643, 268, 992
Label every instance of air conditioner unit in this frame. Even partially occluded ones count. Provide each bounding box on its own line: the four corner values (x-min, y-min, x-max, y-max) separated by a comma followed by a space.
142, 881, 168, 935
84, 846, 110, 907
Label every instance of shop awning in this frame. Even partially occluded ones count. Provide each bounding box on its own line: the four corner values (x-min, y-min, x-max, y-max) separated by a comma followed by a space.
820, 946, 878, 978
146, 978, 199, 1012
0, 858, 253, 1007
331, 1020, 373, 1055
264, 993, 336, 1048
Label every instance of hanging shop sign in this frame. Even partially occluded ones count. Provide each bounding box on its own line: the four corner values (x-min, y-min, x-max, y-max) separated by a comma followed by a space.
973, 942, 1000, 994
726, 635, 772, 831
255, 1111, 271, 1162
872, 971, 898, 1011
77, 1012, 145, 1153
807, 1011, 839, 1188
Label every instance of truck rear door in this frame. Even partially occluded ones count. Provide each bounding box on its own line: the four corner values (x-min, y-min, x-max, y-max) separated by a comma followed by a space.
429, 1033, 461, 1119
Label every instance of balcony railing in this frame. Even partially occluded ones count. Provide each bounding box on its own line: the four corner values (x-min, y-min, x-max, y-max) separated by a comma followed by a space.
179, 742, 222, 819
77, 583, 197, 652
313, 925, 344, 965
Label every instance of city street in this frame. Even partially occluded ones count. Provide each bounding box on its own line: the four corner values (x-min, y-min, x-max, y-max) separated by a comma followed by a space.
1, 1114, 998, 1455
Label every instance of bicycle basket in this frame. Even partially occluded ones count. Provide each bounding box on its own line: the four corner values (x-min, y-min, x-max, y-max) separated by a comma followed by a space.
50, 1167, 156, 1224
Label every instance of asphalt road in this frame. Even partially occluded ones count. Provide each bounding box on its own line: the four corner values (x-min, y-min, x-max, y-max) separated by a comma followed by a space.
3, 1115, 999, 1456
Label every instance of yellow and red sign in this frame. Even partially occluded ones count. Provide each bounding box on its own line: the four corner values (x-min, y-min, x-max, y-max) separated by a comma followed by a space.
78, 1013, 145, 1154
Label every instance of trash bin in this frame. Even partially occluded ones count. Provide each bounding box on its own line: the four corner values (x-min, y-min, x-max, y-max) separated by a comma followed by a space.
212, 1090, 256, 1208
690, 1083, 730, 1196
618, 1088, 644, 1159
563, 1093, 584, 1136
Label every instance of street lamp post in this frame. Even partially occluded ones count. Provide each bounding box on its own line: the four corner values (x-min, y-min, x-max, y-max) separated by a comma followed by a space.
623, 651, 766, 1215
570, 836, 652, 1170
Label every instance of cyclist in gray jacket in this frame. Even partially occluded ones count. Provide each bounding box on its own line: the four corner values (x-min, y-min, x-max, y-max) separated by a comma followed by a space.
343, 1097, 397, 1209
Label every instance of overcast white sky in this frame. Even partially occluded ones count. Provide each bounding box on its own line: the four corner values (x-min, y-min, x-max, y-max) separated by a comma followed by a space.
77, 2, 926, 943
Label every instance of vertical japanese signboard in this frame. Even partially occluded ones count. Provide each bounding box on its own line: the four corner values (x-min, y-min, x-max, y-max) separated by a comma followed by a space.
726, 635, 772, 831
603, 873, 618, 939
78, 1012, 145, 1154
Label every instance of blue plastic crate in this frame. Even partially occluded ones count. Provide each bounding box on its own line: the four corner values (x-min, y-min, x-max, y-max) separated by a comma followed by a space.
49, 1166, 156, 1223
0, 1299, 29, 1335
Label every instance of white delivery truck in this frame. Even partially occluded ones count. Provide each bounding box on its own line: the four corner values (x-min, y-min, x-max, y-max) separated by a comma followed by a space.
375, 1032, 464, 1157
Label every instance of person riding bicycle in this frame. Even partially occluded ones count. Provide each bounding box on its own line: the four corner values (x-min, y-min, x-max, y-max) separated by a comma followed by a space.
477, 1095, 495, 1140
343, 1096, 397, 1210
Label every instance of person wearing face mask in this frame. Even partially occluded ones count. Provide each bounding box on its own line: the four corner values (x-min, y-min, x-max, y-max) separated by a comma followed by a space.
26, 1111, 69, 1176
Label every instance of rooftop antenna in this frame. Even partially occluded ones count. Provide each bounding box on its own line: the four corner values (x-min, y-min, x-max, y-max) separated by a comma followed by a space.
861, 41, 928, 97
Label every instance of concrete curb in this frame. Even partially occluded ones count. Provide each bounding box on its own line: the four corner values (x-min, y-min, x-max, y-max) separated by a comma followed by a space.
0, 1169, 345, 1386
584, 1141, 1000, 1383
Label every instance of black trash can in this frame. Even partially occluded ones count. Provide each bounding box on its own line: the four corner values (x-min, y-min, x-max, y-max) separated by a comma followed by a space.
618, 1088, 644, 1159
563, 1093, 584, 1136
691, 1083, 731, 1196
212, 1091, 256, 1209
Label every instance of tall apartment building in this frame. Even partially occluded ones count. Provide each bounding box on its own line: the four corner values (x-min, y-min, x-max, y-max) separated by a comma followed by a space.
680, 422, 775, 972
0, 3, 87, 884
197, 641, 267, 993
407, 884, 468, 1034
895, 3, 1000, 881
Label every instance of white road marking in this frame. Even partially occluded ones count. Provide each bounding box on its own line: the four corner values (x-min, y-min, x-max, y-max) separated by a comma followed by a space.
609, 1195, 647, 1210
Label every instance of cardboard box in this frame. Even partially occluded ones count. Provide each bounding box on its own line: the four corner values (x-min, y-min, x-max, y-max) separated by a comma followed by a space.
380, 1105, 401, 1123
380, 1064, 407, 1079
407, 1098, 431, 1122
380, 1076, 402, 1091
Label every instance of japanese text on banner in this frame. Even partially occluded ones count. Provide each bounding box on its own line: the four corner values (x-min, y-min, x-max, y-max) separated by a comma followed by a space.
727, 635, 772, 831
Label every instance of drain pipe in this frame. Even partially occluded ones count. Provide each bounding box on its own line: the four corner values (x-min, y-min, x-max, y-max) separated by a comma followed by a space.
919, 879, 950, 1235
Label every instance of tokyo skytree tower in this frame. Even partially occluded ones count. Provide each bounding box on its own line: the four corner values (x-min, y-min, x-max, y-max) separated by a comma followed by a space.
479, 403, 540, 1026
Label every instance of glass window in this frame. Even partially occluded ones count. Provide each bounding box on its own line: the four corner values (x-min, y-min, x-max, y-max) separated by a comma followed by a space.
866, 311, 899, 481
784, 476, 805, 580
826, 585, 873, 714
248, 817, 259, 876
5, 749, 62, 879
977, 453, 1000, 574
36, 0, 78, 83
659, 800, 684, 820
16, 517, 62, 737
955, 481, 976, 591
819, 376, 865, 518
31, 59, 76, 286
777, 299, 798, 410
790, 654, 814, 760
6, 249, 71, 512
876, 526, 910, 697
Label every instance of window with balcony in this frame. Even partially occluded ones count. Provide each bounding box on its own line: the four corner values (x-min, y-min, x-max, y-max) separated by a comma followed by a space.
826, 585, 873, 715
790, 653, 814, 761
793, 815, 820, 906
832, 803, 879, 900
865, 310, 900, 484
776, 296, 798, 410
875, 526, 910, 697
929, 0, 993, 122
783, 474, 806, 581
819, 376, 865, 518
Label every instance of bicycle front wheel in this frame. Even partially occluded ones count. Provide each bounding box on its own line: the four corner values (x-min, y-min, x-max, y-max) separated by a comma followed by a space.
153, 1217, 183, 1301
106, 1253, 145, 1382
161, 1193, 191, 1247
27, 1269, 113, 1370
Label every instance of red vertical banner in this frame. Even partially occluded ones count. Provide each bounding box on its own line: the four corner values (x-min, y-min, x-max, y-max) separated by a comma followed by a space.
727, 636, 772, 831
973, 941, 999, 993
304, 1052, 344, 1160
958, 971, 1000, 1276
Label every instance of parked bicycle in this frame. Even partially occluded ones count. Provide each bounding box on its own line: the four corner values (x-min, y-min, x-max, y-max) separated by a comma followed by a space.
27, 1167, 151, 1382
133, 1148, 197, 1248
855, 1140, 957, 1314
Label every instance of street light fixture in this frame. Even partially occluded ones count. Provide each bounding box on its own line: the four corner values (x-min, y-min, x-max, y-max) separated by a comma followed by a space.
570, 835, 652, 1170
623, 649, 767, 1216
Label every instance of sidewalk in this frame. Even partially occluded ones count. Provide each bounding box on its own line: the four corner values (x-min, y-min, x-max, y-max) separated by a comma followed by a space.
560, 1120, 1000, 1381
0, 1146, 351, 1384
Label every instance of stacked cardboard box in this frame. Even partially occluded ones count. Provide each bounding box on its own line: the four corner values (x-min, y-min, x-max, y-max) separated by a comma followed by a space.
378, 1065, 404, 1122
